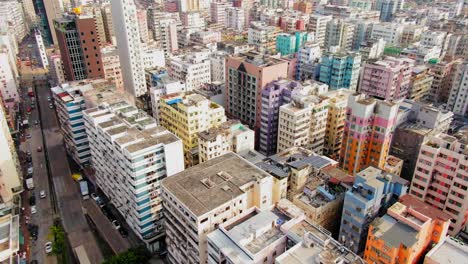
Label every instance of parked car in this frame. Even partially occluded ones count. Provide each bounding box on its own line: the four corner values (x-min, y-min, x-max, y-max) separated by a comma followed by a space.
31, 205, 37, 214
26, 134, 32, 139
37, 146, 42, 152
26, 156, 32, 162
112, 220, 121, 230
26, 151, 31, 156
119, 227, 128, 237
97, 199, 105, 208
44, 242, 52, 254
29, 195, 36, 206
27, 167, 33, 174
91, 193, 99, 202
34, 120, 39, 125
47, 96, 52, 101
49, 103, 53, 109
40, 190, 46, 199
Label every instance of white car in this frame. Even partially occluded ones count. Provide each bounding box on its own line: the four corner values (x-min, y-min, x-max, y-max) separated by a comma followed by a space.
40, 190, 46, 199
112, 220, 121, 230
49, 104, 53, 109
27, 167, 33, 174
31, 205, 37, 214
91, 193, 99, 202
47, 96, 52, 101
45, 242, 52, 254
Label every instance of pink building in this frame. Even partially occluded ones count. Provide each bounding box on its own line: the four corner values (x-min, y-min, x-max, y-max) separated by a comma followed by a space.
359, 57, 414, 101
225, 52, 288, 143
409, 129, 468, 236
164, 0, 178, 12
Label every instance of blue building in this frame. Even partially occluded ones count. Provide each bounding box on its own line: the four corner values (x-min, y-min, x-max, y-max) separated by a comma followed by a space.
319, 52, 361, 91
338, 166, 409, 253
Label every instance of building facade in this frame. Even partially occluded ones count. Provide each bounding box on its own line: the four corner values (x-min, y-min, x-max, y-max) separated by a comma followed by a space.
319, 52, 361, 91
84, 99, 184, 251
409, 129, 468, 236
340, 94, 399, 175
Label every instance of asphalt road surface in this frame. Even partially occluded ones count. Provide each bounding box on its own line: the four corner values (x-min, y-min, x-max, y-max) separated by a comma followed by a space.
19, 70, 56, 264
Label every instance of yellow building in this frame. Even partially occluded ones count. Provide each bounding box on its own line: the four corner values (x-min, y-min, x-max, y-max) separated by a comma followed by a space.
159, 92, 226, 166
323, 89, 352, 160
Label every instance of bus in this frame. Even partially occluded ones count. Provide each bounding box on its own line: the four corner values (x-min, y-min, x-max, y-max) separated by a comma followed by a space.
73, 245, 91, 264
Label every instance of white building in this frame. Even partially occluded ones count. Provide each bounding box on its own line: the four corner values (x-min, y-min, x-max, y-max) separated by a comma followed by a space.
161, 153, 282, 264
225, 7, 245, 32
0, 1, 27, 42
0, 51, 19, 103
150, 76, 186, 121
198, 120, 255, 163
154, 18, 179, 56
308, 15, 333, 47
420, 31, 448, 48
209, 51, 227, 83
142, 49, 166, 69
168, 51, 211, 91
0, 104, 22, 263
111, 0, 147, 98
210, 1, 231, 24
84, 99, 184, 251
34, 30, 49, 69
49, 54, 65, 86
446, 62, 468, 117
181, 11, 205, 29
51, 81, 98, 166
324, 19, 355, 51
207, 200, 305, 264
277, 86, 329, 154
370, 22, 404, 45
296, 42, 322, 81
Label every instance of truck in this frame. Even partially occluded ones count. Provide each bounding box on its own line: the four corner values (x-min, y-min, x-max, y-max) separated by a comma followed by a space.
26, 178, 34, 190
73, 245, 91, 264
79, 180, 89, 200
28, 87, 34, 97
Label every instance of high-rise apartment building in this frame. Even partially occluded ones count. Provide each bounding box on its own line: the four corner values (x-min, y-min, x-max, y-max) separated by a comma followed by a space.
339, 166, 409, 253
84, 99, 184, 251
323, 89, 352, 160
168, 51, 211, 91
149, 76, 186, 121
48, 54, 66, 86
364, 194, 451, 264
161, 153, 280, 264
0, 1, 27, 42
225, 52, 289, 136
111, 0, 147, 97
154, 18, 179, 56
277, 88, 329, 154
0, 51, 19, 103
54, 14, 104, 81
409, 129, 468, 236
370, 22, 404, 45
319, 52, 361, 91
247, 22, 280, 54
340, 94, 399, 175
296, 42, 322, 81
359, 57, 414, 101
198, 119, 254, 163
0, 104, 23, 262
324, 19, 355, 51
390, 100, 453, 180
446, 62, 468, 117
101, 3, 115, 45
308, 14, 333, 47
258, 79, 297, 156
225, 7, 245, 32
101, 46, 123, 91
408, 65, 434, 102
159, 92, 226, 166
428, 59, 462, 104
210, 1, 231, 24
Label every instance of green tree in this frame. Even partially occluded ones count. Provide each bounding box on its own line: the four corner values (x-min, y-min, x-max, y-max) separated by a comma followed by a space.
103, 246, 151, 264
49, 225, 66, 256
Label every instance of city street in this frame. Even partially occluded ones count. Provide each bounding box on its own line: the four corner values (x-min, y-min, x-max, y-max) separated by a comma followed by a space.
19, 65, 56, 264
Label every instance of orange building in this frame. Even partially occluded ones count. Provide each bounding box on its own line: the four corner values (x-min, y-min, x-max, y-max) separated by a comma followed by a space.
364, 194, 451, 264
339, 94, 399, 175
293, 1, 313, 14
